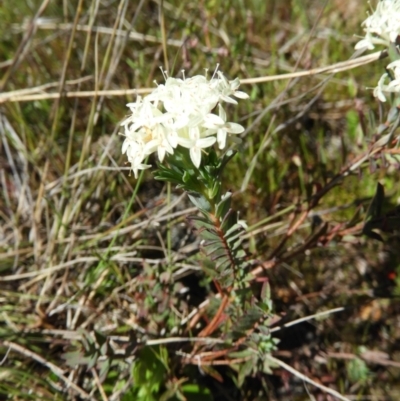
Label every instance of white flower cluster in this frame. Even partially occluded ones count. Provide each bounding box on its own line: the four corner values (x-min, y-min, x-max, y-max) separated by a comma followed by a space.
374, 60, 400, 101
355, 0, 400, 50
355, 0, 400, 101
121, 70, 249, 178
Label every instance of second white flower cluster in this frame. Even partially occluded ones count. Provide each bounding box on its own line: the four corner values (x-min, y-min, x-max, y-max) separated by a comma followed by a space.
121, 70, 249, 178
356, 0, 400, 102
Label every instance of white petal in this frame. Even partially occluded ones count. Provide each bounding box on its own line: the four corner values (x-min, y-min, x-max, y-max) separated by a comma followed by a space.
354, 38, 375, 50
217, 129, 227, 149
158, 146, 166, 162
234, 90, 249, 99
226, 122, 245, 134
220, 94, 238, 104
218, 104, 227, 121
143, 139, 159, 154
202, 113, 224, 128
176, 137, 193, 148
197, 136, 216, 148
190, 147, 202, 168
121, 139, 130, 154
132, 163, 151, 179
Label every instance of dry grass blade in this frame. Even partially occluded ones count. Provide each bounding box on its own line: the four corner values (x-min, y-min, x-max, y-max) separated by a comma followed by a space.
0, 51, 384, 104
267, 355, 351, 401
2, 341, 92, 400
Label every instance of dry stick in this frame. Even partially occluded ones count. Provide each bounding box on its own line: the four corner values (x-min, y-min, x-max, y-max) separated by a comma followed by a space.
91, 368, 109, 401
267, 355, 351, 401
186, 356, 253, 366
270, 307, 345, 333
188, 295, 231, 364
0, 88, 149, 103
0, 0, 51, 92
327, 351, 400, 368
36, 329, 226, 345
197, 294, 230, 338
2, 341, 93, 400
0, 76, 92, 99
183, 347, 247, 366
240, 49, 385, 85
0, 50, 385, 104
159, 0, 169, 72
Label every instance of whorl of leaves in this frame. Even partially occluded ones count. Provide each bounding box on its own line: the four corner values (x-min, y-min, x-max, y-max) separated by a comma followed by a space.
155, 148, 250, 288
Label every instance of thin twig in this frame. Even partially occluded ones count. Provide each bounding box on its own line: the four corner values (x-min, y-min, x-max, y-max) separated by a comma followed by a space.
270, 307, 345, 333
267, 355, 351, 401
0, 50, 385, 104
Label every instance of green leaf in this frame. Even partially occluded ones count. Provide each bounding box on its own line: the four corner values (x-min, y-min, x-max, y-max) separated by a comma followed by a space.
188, 192, 211, 212
98, 358, 111, 382
237, 357, 256, 387
362, 183, 385, 241
215, 192, 232, 219
208, 247, 228, 259
200, 229, 221, 241
218, 269, 234, 287
231, 238, 244, 251
220, 211, 237, 232
62, 351, 90, 367
181, 384, 212, 401
94, 330, 107, 347
191, 215, 217, 231
216, 258, 233, 272
182, 170, 192, 183
210, 180, 221, 199
235, 249, 246, 259
220, 149, 237, 171
225, 223, 243, 238
87, 353, 99, 370
201, 259, 219, 277
203, 241, 225, 255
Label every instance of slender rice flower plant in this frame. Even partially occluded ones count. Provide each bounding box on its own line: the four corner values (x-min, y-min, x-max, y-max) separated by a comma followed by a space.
122, 67, 253, 288
121, 67, 253, 286
356, 0, 400, 101
120, 68, 276, 365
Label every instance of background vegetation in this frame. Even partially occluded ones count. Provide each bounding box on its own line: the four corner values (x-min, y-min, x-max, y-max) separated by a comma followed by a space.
1, 0, 400, 399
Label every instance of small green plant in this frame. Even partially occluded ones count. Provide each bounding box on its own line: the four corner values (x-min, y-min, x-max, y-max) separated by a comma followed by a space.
119, 68, 278, 384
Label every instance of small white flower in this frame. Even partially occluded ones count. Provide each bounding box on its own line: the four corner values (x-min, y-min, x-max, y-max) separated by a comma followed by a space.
354, 31, 376, 50
201, 105, 245, 149
143, 124, 174, 162
374, 73, 389, 101
355, 0, 400, 49
372, 60, 400, 101
211, 72, 250, 104
387, 59, 400, 79
177, 127, 217, 167
216, 105, 245, 149
122, 137, 151, 178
